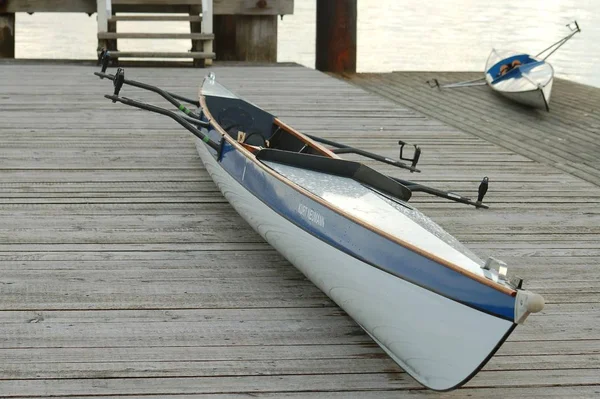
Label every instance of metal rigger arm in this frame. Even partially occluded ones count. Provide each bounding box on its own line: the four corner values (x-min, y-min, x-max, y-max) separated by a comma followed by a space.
94, 61, 489, 209
306, 134, 489, 208
97, 50, 200, 109
94, 53, 220, 152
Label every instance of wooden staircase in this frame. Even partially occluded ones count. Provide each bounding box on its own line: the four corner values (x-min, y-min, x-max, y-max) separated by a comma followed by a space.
97, 0, 214, 67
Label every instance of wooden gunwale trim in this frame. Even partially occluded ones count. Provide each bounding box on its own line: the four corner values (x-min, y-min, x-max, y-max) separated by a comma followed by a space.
199, 94, 516, 298
273, 118, 339, 158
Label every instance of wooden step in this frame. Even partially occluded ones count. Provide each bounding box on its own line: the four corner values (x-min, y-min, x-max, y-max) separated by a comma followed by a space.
112, 6, 197, 13
104, 51, 215, 59
108, 16, 202, 22
98, 32, 214, 40
111, 0, 203, 13
111, 0, 202, 4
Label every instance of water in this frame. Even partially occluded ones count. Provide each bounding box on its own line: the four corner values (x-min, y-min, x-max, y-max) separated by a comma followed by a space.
14, 0, 600, 87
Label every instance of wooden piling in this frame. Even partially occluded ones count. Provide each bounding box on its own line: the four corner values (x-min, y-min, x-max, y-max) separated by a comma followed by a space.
0, 12, 15, 58
213, 15, 237, 61
235, 15, 277, 62
189, 4, 206, 67
316, 0, 357, 73
213, 15, 277, 62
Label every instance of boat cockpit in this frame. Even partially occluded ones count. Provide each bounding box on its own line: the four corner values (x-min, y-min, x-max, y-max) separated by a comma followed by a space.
200, 74, 414, 202
201, 74, 323, 156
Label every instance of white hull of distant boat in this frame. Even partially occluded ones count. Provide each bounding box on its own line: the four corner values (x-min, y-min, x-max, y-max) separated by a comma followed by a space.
485, 49, 554, 111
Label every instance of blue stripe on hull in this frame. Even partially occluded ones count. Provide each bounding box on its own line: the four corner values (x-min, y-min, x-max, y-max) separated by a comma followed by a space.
208, 139, 515, 321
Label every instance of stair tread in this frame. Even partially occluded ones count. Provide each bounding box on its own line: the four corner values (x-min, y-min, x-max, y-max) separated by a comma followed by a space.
112, 0, 203, 4
103, 51, 215, 59
98, 32, 214, 39
108, 16, 203, 22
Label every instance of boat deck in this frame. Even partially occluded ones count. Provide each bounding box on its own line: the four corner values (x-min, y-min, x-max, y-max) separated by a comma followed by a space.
1, 63, 599, 398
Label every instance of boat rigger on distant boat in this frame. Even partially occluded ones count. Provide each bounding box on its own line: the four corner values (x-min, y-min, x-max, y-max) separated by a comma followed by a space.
94, 61, 545, 391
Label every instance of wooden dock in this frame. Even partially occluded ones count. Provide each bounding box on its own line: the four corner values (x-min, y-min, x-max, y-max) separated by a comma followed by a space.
0, 63, 599, 398
345, 71, 600, 187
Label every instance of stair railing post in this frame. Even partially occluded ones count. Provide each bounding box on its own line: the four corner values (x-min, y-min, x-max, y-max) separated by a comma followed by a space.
96, 0, 108, 55
202, 0, 213, 66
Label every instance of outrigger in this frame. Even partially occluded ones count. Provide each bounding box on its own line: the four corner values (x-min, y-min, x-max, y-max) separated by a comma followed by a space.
96, 52, 489, 209
94, 57, 544, 391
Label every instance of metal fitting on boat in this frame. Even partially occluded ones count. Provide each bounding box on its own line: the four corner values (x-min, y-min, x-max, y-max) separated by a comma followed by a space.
483, 256, 507, 271
483, 256, 509, 281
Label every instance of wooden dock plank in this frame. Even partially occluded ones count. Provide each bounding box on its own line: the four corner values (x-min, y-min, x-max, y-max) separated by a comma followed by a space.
0, 63, 599, 397
1, 370, 600, 396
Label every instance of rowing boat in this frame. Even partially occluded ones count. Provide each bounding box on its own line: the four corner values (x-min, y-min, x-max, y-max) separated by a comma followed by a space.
429, 21, 580, 112
484, 49, 554, 111
95, 64, 545, 391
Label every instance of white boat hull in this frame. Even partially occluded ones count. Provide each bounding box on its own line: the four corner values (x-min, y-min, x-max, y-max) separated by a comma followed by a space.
494, 82, 552, 110
485, 49, 554, 111
195, 139, 515, 391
